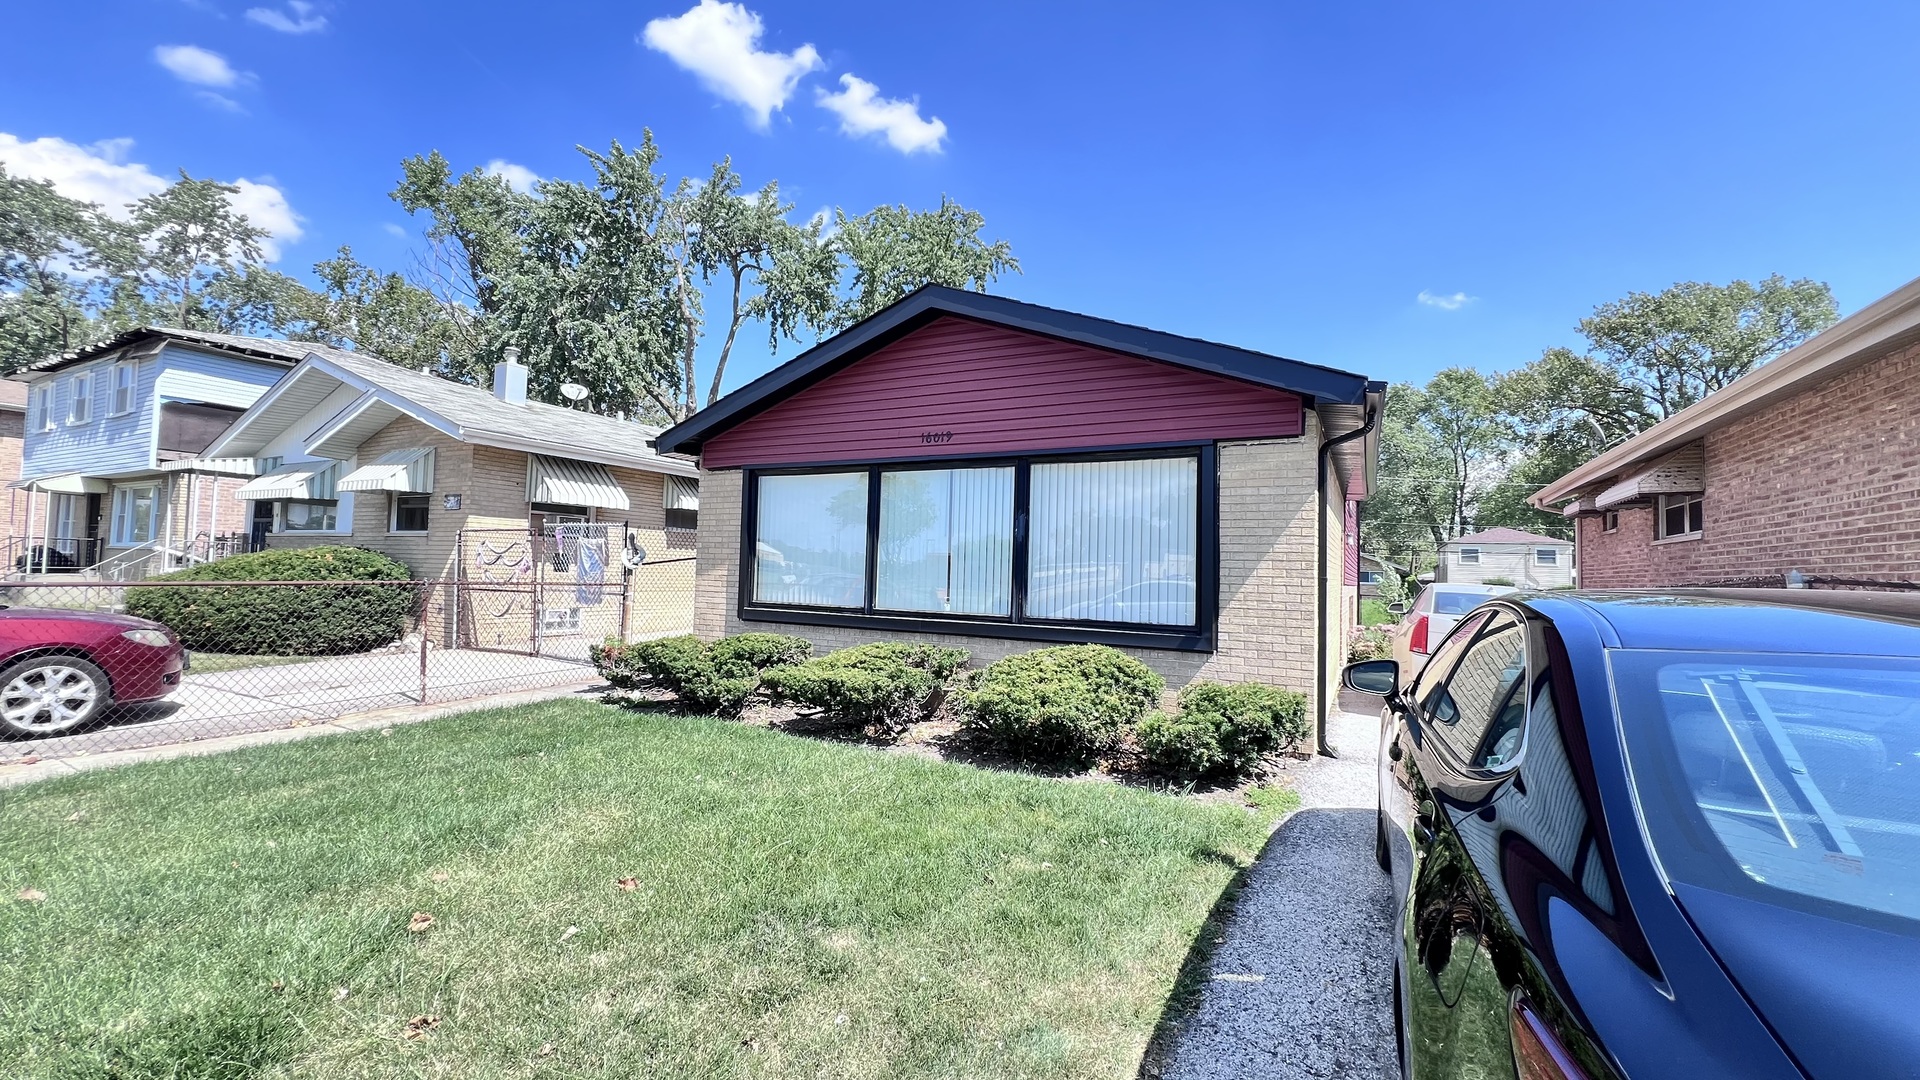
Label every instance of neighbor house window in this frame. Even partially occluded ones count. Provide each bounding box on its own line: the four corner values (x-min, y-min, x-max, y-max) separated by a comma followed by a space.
110, 484, 160, 546
1657, 493, 1704, 541
391, 494, 430, 533
67, 373, 91, 425
275, 500, 340, 533
664, 475, 699, 533
30, 385, 52, 432
1535, 547, 1558, 566
1603, 510, 1620, 533
1458, 547, 1481, 565
1358, 570, 1383, 585
746, 449, 1210, 643
110, 362, 136, 415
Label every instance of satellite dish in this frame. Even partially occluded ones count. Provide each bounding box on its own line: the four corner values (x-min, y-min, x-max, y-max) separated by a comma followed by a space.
559, 383, 589, 402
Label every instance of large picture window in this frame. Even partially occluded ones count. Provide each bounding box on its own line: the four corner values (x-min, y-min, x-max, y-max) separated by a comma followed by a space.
110, 484, 159, 546
744, 448, 1214, 648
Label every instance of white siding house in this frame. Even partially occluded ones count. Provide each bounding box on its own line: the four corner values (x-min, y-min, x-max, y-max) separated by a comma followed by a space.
1437, 527, 1575, 589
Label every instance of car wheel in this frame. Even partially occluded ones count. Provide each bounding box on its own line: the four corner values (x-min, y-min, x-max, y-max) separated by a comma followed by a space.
1376, 807, 1392, 873
0, 655, 110, 737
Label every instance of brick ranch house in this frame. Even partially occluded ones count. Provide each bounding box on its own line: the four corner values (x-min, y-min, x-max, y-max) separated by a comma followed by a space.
174, 346, 700, 650
1533, 273, 1920, 586
652, 286, 1385, 747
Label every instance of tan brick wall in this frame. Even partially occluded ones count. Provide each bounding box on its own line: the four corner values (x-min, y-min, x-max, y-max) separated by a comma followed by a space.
0, 411, 29, 541
1576, 337, 1920, 587
696, 431, 1337, 717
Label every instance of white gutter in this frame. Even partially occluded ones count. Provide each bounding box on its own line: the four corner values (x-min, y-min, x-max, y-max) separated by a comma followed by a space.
1531, 273, 1920, 508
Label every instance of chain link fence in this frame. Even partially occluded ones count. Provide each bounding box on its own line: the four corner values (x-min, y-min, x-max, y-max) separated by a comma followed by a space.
0, 561, 696, 767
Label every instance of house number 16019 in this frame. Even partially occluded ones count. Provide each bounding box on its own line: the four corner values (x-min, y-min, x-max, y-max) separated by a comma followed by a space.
920, 431, 955, 444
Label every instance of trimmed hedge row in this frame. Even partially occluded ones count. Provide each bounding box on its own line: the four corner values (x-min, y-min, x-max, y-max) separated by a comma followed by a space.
593, 636, 1306, 782
125, 546, 416, 655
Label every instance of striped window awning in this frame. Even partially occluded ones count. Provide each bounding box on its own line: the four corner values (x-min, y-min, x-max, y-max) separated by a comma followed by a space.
664, 475, 699, 510
337, 448, 435, 494
13, 473, 112, 495
236, 459, 342, 502
527, 454, 631, 511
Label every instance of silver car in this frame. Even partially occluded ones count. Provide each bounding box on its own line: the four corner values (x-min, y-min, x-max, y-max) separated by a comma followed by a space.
1388, 582, 1515, 682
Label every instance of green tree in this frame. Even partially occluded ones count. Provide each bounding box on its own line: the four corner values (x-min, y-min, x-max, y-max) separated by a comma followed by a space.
117, 172, 269, 329
0, 167, 113, 368
390, 134, 1019, 421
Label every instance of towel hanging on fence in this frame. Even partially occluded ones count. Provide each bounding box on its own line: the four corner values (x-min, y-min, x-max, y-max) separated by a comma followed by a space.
574, 532, 608, 605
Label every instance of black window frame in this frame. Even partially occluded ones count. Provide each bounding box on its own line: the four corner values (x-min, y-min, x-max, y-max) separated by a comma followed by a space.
737, 443, 1219, 651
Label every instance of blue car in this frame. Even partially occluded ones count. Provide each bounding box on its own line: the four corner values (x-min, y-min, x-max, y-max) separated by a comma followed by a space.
1343, 590, 1920, 1080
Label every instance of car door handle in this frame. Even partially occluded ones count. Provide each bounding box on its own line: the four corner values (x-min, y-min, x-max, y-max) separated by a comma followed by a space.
1413, 815, 1437, 845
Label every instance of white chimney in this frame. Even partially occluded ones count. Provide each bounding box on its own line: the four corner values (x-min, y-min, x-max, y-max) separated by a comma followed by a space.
493, 347, 528, 405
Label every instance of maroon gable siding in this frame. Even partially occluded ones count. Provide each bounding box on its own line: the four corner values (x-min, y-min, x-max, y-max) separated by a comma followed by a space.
701, 316, 1305, 468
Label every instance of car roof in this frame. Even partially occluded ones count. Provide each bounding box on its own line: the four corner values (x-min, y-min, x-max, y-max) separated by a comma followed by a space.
1428, 582, 1511, 594
1527, 588, 1920, 655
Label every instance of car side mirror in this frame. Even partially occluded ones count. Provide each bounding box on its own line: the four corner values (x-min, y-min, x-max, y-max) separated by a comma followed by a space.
1343, 659, 1400, 696
1387, 601, 1410, 616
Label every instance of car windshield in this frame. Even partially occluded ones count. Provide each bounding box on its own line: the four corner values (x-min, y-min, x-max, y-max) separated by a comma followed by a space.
1431, 591, 1490, 615
1613, 650, 1920, 926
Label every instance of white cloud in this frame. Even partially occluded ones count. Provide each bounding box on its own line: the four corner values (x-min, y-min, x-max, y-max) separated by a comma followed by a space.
816, 74, 946, 154
485, 159, 540, 194
642, 0, 821, 128
0, 134, 166, 212
196, 91, 246, 114
382, 222, 408, 238
1417, 290, 1475, 311
245, 1, 327, 33
154, 44, 243, 87
0, 134, 302, 260
228, 178, 303, 260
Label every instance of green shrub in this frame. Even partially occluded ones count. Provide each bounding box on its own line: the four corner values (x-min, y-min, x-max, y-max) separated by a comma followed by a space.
1138, 681, 1309, 783
589, 632, 812, 716
957, 644, 1164, 765
1481, 576, 1516, 587
760, 642, 969, 735
124, 546, 415, 655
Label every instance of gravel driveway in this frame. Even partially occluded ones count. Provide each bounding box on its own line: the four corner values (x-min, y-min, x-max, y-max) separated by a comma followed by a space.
1158, 707, 1399, 1079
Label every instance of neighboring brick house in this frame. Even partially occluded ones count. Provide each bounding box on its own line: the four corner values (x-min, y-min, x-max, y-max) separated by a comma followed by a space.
652, 286, 1385, 739
0, 380, 30, 542
177, 346, 701, 650
1436, 527, 1575, 588
1533, 274, 1920, 587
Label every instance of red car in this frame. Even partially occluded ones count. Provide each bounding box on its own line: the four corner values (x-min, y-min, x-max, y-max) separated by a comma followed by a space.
0, 607, 187, 737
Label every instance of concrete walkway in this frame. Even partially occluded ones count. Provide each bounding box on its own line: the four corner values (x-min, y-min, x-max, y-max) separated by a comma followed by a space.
1160, 706, 1400, 1080
0, 647, 594, 768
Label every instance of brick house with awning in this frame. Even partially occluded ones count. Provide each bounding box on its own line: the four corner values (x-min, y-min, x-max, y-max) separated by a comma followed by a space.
1533, 273, 1920, 587
652, 286, 1385, 742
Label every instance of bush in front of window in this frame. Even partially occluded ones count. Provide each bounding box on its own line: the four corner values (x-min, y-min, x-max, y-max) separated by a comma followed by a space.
590, 632, 812, 716
760, 642, 970, 737
1137, 681, 1308, 785
126, 546, 415, 655
957, 644, 1164, 766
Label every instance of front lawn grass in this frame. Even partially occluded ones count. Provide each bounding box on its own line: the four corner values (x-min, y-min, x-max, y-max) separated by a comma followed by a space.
186, 650, 323, 674
1, 699, 1272, 1079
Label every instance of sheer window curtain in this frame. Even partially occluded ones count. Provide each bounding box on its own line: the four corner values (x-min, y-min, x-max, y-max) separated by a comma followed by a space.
877, 467, 1014, 616
1026, 458, 1198, 625
754, 472, 870, 608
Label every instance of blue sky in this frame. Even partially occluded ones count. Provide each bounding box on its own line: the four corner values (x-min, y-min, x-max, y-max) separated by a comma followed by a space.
7, 0, 1920, 392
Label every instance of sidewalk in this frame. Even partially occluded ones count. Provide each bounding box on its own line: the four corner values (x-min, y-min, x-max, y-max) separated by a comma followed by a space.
0, 647, 595, 768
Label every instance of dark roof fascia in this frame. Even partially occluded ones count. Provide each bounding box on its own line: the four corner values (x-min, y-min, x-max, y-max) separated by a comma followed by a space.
653, 285, 1370, 456
11, 328, 303, 378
